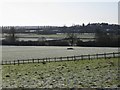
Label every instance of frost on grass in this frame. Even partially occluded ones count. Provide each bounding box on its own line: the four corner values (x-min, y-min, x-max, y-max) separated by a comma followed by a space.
2, 58, 119, 88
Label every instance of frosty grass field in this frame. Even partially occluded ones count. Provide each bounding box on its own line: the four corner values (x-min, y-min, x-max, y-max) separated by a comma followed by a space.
2, 46, 118, 61
2, 46, 119, 88
2, 58, 119, 88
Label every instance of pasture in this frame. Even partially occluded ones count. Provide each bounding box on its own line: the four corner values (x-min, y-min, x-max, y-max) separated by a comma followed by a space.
1, 33, 95, 42
2, 46, 118, 61
2, 33, 95, 38
2, 58, 119, 88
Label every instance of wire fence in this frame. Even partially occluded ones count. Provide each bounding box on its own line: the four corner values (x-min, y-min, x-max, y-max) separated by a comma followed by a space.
1, 52, 120, 65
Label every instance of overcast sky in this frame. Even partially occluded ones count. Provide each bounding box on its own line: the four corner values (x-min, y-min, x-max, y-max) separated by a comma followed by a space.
0, 0, 119, 26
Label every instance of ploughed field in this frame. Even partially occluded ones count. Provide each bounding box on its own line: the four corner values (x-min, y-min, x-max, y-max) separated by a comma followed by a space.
2, 58, 119, 88
2, 46, 118, 61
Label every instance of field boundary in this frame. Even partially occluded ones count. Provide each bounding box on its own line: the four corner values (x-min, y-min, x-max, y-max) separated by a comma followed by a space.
1, 52, 120, 65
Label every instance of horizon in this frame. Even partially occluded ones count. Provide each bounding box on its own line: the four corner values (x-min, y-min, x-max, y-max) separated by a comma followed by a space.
1, 22, 119, 27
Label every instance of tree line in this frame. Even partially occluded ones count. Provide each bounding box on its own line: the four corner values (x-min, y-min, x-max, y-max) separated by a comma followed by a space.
1, 25, 120, 47
1, 23, 120, 34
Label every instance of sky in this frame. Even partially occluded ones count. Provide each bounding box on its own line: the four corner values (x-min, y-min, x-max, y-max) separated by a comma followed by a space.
0, 0, 119, 26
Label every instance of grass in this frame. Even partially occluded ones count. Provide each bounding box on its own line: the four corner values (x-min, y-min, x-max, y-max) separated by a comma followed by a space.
2, 58, 119, 88
2, 33, 95, 38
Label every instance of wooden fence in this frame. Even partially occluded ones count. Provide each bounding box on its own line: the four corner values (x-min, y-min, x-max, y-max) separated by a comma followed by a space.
1, 52, 120, 65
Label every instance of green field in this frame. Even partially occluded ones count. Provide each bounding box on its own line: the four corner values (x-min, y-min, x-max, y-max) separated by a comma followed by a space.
2, 58, 119, 88
2, 33, 95, 38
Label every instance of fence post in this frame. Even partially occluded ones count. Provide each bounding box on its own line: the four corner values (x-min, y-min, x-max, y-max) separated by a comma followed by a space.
2, 61, 4, 65
13, 60, 15, 65
47, 58, 50, 62
60, 57, 62, 61
67, 57, 69, 61
38, 59, 39, 63
113, 52, 115, 58
17, 60, 19, 65
43, 58, 45, 62
2, 61, 3, 65
32, 59, 34, 63
81, 55, 83, 60
23, 60, 24, 64
88, 54, 90, 60
27, 60, 28, 64
54, 57, 56, 62
96, 54, 98, 59
104, 53, 106, 59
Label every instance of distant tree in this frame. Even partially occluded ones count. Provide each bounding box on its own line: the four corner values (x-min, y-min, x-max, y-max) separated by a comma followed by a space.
66, 32, 78, 46
38, 37, 46, 42
95, 28, 116, 46
82, 23, 85, 27
95, 28, 105, 45
5, 27, 17, 43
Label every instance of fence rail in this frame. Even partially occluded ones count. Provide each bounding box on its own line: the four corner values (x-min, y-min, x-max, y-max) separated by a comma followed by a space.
1, 52, 120, 65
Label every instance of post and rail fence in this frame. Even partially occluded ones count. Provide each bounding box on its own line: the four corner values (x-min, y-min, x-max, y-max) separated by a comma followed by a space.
1, 52, 120, 65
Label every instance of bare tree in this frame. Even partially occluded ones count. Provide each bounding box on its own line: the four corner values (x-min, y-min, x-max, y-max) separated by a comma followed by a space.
66, 32, 78, 46
5, 27, 17, 43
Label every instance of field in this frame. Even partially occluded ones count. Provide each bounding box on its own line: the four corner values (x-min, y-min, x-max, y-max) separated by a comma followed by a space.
2, 46, 118, 61
2, 58, 119, 88
2, 45, 119, 88
2, 33, 95, 38
1, 33, 95, 41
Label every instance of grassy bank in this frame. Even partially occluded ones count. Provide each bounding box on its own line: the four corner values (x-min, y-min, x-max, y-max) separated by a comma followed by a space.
2, 58, 119, 88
